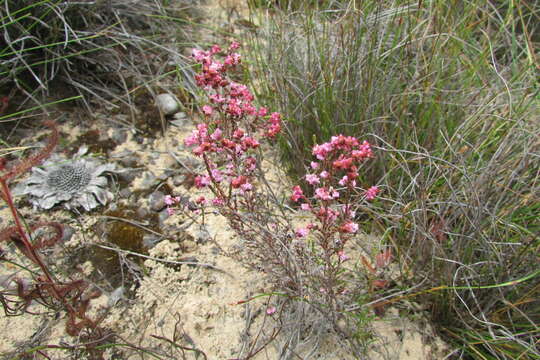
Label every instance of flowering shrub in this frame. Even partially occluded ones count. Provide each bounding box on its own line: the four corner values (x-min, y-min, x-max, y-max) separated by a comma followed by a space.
174, 42, 381, 330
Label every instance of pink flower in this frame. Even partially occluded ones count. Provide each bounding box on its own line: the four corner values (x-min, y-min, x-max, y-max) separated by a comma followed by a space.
202, 105, 213, 116
312, 142, 333, 160
233, 128, 245, 139
196, 196, 207, 204
340, 221, 358, 234
291, 185, 304, 202
310, 161, 319, 169
209, 94, 225, 103
295, 227, 309, 238
211, 169, 223, 182
166, 207, 175, 216
164, 195, 175, 206
266, 306, 276, 315
365, 186, 380, 200
184, 132, 199, 146
333, 157, 353, 170
242, 137, 260, 149
352, 141, 373, 160
211, 128, 222, 140
317, 207, 339, 223
338, 175, 349, 186
244, 157, 257, 171
338, 251, 350, 261
319, 171, 329, 179
240, 182, 253, 192
194, 175, 211, 188
315, 187, 332, 201
231, 175, 247, 188
212, 197, 225, 206
305, 174, 320, 185
265, 112, 282, 138
300, 203, 311, 211
224, 53, 241, 66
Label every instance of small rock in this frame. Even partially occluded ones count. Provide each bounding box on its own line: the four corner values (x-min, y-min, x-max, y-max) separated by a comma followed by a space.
149, 191, 166, 211
112, 150, 138, 167
138, 171, 158, 191
107, 286, 125, 307
172, 174, 186, 186
183, 239, 198, 252
61, 226, 76, 243
119, 188, 131, 198
158, 208, 170, 227
170, 112, 188, 128
174, 156, 203, 172
196, 225, 212, 244
157, 170, 175, 182
111, 128, 128, 144
173, 112, 187, 120
143, 234, 162, 249
117, 168, 139, 183
155, 94, 180, 115
136, 207, 149, 218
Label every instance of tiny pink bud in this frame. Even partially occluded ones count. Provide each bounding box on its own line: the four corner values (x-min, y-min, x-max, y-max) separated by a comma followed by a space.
266, 306, 276, 315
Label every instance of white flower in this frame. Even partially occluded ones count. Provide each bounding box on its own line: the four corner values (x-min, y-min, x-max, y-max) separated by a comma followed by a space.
13, 146, 115, 211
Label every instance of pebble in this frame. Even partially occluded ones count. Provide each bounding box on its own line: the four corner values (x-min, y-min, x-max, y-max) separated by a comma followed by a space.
136, 207, 149, 219
116, 168, 139, 183
119, 188, 131, 198
196, 224, 212, 244
112, 150, 138, 167
172, 174, 186, 186
149, 191, 166, 211
107, 286, 125, 307
170, 112, 188, 128
155, 94, 180, 115
143, 234, 162, 249
157, 169, 175, 181
138, 171, 159, 191
111, 127, 128, 144
61, 225, 76, 243
158, 208, 170, 227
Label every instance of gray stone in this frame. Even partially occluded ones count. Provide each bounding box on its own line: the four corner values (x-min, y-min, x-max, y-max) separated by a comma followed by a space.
142, 234, 162, 249
157, 169, 175, 181
155, 94, 180, 115
136, 207, 149, 218
138, 171, 158, 191
172, 174, 186, 186
116, 168, 139, 183
196, 224, 212, 244
111, 128, 128, 144
158, 208, 170, 227
119, 188, 131, 198
149, 191, 166, 211
61, 226, 76, 243
112, 150, 138, 168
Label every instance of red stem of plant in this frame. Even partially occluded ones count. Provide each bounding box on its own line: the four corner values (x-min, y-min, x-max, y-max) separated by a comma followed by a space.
0, 179, 74, 312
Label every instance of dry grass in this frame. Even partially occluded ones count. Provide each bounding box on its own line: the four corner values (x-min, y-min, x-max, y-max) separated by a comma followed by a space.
246, 0, 539, 358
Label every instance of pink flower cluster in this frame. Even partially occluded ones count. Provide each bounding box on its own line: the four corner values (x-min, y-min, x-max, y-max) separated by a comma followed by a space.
183, 42, 283, 203
291, 135, 380, 259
